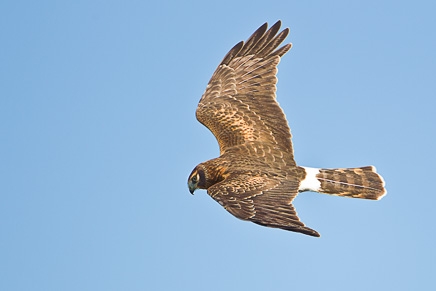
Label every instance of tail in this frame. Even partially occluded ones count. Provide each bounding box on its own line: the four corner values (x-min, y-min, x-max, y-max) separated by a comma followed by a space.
298, 166, 386, 200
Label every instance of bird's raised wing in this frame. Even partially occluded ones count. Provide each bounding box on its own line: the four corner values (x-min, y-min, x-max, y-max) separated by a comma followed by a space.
207, 173, 320, 237
196, 21, 294, 156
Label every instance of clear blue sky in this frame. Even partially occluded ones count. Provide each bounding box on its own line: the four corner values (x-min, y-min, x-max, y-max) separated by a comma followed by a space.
1, 1, 435, 290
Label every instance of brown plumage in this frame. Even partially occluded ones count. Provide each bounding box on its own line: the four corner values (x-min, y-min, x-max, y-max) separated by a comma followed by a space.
187, 21, 386, 237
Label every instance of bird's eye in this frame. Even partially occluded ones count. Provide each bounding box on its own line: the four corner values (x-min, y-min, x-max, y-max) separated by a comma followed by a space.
191, 175, 198, 183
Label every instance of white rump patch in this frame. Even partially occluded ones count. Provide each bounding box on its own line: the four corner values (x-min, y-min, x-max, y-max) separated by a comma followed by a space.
299, 167, 321, 192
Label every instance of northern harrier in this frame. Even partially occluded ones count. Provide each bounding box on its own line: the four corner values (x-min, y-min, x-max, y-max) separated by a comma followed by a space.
187, 21, 386, 237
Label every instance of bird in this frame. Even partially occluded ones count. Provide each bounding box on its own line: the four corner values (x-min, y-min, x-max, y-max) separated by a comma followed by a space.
187, 20, 386, 237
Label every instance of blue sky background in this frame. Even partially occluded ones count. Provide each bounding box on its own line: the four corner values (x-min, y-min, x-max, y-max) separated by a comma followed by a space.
1, 1, 435, 290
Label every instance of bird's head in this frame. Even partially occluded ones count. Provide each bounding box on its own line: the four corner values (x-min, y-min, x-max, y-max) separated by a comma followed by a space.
187, 165, 207, 194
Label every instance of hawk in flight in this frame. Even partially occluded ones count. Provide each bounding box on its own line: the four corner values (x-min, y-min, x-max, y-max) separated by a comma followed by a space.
188, 21, 386, 237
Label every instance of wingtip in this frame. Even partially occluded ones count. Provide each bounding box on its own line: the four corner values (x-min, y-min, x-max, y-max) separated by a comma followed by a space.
220, 40, 244, 65
273, 20, 282, 27
256, 22, 269, 35
301, 227, 321, 237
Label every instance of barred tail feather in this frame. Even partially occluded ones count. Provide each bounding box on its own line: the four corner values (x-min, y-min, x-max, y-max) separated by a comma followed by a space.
299, 166, 386, 200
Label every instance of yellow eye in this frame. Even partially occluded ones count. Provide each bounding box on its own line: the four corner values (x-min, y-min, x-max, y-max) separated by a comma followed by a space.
191, 174, 198, 183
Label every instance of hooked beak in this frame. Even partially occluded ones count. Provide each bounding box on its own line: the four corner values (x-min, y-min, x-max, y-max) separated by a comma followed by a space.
188, 182, 196, 195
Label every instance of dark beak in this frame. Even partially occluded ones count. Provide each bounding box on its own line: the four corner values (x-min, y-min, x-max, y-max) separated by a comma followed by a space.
188, 183, 195, 195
